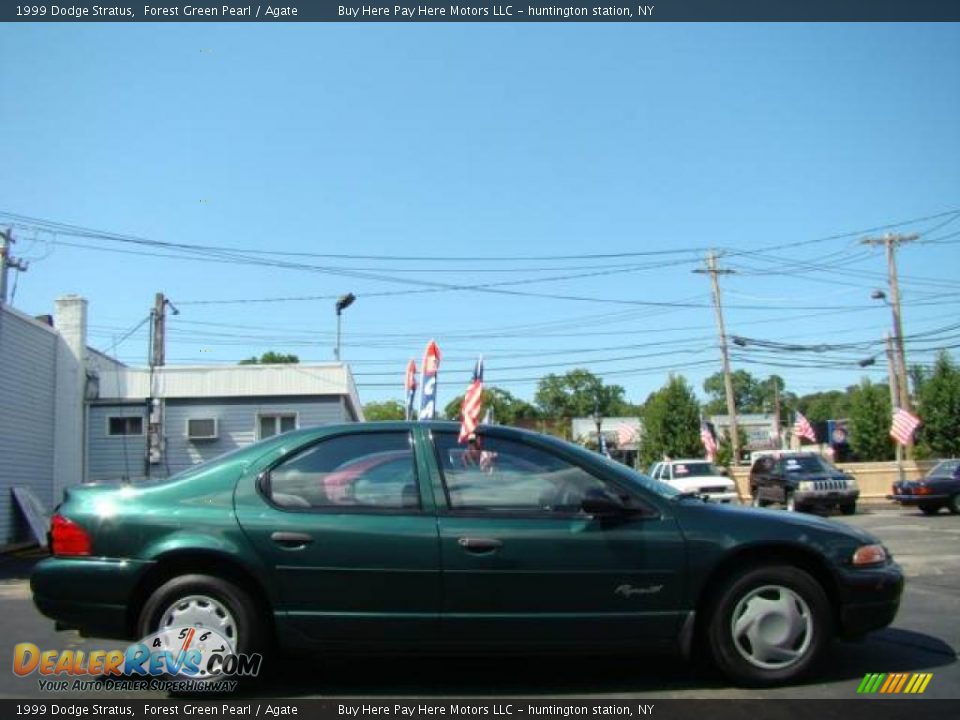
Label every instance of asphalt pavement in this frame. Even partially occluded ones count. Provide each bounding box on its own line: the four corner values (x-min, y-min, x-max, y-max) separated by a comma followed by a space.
1, 506, 956, 700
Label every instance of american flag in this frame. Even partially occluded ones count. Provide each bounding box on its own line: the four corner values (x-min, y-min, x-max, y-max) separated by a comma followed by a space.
404, 359, 417, 421
617, 422, 638, 447
890, 407, 921, 446
793, 411, 817, 444
458, 356, 484, 443
700, 421, 718, 460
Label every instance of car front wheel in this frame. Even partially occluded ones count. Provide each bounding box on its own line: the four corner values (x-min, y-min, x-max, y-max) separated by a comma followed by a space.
706, 564, 831, 686
839, 502, 856, 516
138, 574, 264, 668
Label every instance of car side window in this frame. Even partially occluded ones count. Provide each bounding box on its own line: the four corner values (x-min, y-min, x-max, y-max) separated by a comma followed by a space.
266, 432, 420, 511
432, 432, 611, 514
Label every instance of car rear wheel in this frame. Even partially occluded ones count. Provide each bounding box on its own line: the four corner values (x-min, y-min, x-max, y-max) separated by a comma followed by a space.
919, 503, 941, 516
138, 574, 264, 668
706, 565, 831, 686
948, 494, 960, 515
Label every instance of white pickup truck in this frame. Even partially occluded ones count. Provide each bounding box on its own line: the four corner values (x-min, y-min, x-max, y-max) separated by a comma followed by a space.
647, 459, 740, 503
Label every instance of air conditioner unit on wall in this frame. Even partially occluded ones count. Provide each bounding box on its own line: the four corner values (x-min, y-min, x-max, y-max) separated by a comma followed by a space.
186, 418, 218, 441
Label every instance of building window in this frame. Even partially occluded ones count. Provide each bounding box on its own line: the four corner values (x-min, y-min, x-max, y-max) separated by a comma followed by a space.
186, 418, 219, 441
108, 416, 143, 436
258, 413, 297, 440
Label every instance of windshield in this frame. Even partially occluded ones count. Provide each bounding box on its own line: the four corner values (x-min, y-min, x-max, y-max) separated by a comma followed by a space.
781, 455, 838, 474
672, 462, 721, 477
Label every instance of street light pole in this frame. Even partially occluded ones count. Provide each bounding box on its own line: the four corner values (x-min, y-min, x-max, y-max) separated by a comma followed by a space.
334, 293, 356, 361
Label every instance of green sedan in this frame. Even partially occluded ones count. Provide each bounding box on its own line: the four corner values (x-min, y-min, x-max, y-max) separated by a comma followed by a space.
32, 422, 903, 686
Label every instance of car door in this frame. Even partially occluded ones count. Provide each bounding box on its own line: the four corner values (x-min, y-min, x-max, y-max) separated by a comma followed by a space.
234, 428, 440, 646
428, 429, 687, 651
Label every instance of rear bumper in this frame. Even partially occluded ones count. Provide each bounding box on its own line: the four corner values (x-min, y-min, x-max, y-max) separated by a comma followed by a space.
887, 494, 949, 505
31, 557, 153, 640
835, 561, 904, 639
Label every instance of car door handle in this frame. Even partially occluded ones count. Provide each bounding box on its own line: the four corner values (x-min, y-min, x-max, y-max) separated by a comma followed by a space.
270, 532, 313, 549
457, 537, 503, 553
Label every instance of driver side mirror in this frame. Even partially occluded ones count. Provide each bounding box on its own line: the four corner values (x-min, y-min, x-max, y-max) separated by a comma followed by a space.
581, 493, 627, 517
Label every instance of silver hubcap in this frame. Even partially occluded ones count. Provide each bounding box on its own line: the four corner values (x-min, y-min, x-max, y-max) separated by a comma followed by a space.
158, 594, 238, 647
730, 585, 813, 670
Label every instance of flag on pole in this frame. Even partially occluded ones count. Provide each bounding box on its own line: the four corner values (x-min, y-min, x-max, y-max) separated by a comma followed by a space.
890, 408, 921, 446
700, 420, 718, 460
458, 356, 484, 443
793, 411, 817, 444
418, 340, 442, 420
404, 359, 417, 421
616, 422, 638, 447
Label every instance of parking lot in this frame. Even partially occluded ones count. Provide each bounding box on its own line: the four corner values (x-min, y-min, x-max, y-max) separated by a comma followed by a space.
1, 505, 956, 700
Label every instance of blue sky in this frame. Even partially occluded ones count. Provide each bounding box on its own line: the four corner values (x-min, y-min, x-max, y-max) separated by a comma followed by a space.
1, 22, 958, 409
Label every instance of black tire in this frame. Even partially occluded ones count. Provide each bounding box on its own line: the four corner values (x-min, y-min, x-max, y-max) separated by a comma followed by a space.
919, 503, 940, 516
948, 494, 960, 515
138, 574, 264, 678
839, 503, 856, 516
751, 489, 767, 508
706, 564, 831, 687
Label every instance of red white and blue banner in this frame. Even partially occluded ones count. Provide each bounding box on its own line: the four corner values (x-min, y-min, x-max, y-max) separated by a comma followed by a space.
404, 359, 418, 421
458, 356, 484, 443
418, 340, 442, 420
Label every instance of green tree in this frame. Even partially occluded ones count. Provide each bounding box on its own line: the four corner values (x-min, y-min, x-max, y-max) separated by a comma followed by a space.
702, 370, 792, 416
534, 369, 633, 419
444, 386, 540, 425
917, 352, 960, 458
239, 351, 300, 365
638, 375, 702, 466
797, 390, 852, 423
716, 425, 749, 467
848, 379, 894, 461
363, 400, 407, 421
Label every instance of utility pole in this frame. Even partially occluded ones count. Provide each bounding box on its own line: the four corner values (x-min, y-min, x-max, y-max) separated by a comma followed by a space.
150, 293, 167, 368
0, 229, 29, 305
146, 293, 178, 479
862, 232, 917, 458
695, 252, 741, 464
861, 233, 917, 412
885, 333, 905, 481
773, 379, 781, 450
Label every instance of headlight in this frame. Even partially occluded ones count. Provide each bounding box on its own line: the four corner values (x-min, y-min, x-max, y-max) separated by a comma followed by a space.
846, 477, 858, 489
798, 481, 814, 492
852, 544, 887, 567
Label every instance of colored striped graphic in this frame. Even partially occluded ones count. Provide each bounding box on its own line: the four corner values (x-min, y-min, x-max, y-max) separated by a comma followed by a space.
857, 672, 933, 694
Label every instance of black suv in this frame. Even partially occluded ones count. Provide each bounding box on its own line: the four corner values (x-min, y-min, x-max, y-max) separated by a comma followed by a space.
749, 452, 859, 514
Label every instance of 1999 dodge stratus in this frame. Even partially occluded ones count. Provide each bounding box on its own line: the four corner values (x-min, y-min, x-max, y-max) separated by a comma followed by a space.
32, 422, 903, 686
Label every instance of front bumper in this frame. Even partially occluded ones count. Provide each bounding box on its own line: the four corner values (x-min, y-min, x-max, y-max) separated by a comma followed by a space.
703, 491, 739, 504
31, 557, 154, 640
795, 489, 859, 506
835, 561, 904, 639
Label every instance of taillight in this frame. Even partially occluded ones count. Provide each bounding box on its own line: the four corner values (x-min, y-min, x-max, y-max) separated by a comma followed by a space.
914, 484, 934, 496
50, 514, 91, 556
